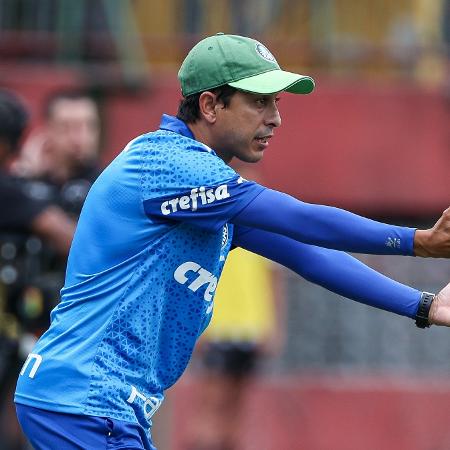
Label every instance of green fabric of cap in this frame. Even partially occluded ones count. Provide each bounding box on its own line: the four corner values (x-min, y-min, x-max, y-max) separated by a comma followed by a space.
178, 33, 315, 97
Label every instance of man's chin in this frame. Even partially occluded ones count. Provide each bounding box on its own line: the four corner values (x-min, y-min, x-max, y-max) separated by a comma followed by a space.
238, 151, 264, 163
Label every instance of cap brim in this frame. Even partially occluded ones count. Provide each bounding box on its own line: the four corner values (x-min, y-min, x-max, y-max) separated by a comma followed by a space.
228, 69, 315, 95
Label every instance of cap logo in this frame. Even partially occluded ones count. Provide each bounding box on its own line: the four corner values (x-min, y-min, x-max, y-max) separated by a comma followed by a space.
255, 43, 276, 63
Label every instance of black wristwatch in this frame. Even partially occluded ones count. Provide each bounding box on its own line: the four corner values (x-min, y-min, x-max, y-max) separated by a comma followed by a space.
415, 292, 435, 329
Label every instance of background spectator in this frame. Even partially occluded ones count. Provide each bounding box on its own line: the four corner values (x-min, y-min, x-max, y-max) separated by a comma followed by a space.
13, 90, 101, 217
0, 89, 76, 450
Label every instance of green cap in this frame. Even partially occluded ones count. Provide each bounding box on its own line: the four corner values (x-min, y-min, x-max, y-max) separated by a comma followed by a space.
178, 33, 315, 97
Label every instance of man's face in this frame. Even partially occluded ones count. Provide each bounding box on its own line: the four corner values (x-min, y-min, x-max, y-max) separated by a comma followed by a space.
46, 97, 100, 169
211, 91, 281, 163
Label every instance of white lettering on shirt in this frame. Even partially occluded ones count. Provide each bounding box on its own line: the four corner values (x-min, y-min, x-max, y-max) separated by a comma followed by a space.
20, 353, 42, 379
127, 385, 162, 421
174, 261, 217, 313
161, 184, 230, 216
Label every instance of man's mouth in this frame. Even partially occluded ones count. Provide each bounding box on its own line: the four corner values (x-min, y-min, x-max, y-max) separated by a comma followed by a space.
254, 135, 272, 145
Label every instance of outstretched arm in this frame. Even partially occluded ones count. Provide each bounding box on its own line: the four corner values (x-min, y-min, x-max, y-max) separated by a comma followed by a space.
231, 189, 450, 258
232, 226, 450, 326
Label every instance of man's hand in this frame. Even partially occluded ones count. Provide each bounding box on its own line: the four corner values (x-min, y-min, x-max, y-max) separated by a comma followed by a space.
429, 283, 450, 326
414, 207, 450, 257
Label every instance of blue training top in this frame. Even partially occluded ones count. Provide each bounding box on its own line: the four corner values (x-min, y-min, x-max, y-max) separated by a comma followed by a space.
15, 115, 264, 435
15, 114, 421, 440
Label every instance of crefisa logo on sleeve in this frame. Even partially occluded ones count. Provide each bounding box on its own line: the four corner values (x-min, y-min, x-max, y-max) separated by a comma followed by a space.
160, 184, 230, 215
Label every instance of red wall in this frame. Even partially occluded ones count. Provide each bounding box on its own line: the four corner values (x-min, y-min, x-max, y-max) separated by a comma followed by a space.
94, 73, 450, 217
170, 375, 450, 450
2, 66, 449, 216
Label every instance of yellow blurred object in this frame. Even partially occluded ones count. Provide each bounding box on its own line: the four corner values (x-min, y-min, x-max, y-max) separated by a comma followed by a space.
204, 247, 275, 343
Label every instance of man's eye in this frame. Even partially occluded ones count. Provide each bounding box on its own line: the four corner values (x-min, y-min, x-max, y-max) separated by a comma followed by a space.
256, 98, 266, 106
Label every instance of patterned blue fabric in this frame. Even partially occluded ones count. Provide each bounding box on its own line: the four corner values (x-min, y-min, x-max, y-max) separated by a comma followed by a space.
15, 115, 265, 440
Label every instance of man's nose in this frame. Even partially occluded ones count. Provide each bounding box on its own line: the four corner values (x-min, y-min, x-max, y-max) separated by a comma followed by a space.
265, 104, 281, 128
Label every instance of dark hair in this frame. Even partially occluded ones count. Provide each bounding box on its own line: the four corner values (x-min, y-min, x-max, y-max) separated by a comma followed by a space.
176, 84, 238, 123
0, 89, 29, 153
44, 89, 97, 119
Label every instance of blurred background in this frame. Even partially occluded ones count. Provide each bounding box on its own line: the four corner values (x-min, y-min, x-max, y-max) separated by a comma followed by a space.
0, 1, 449, 449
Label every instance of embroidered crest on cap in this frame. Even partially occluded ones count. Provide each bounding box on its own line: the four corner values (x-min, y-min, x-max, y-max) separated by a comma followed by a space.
255, 43, 276, 62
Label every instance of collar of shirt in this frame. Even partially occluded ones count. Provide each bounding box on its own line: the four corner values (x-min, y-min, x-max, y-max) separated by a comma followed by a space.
159, 114, 194, 140
159, 114, 216, 156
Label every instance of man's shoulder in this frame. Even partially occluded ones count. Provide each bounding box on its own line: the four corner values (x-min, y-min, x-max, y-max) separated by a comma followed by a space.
142, 130, 233, 177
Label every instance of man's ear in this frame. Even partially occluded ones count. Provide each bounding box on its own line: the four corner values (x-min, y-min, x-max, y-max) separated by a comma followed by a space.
198, 91, 219, 124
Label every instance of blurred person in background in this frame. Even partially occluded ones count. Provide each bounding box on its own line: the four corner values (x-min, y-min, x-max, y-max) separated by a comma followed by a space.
6, 89, 102, 351
0, 89, 76, 449
186, 166, 284, 450
13, 89, 101, 217
2, 93, 103, 448
4, 88, 102, 348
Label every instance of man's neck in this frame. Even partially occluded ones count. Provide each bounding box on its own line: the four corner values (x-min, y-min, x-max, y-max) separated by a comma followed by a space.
187, 120, 208, 146
188, 121, 231, 163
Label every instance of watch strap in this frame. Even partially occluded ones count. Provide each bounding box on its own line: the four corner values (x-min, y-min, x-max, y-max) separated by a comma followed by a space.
415, 292, 435, 329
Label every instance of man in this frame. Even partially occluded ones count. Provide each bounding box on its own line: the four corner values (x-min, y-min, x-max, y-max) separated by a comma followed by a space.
8, 90, 102, 342
13, 89, 101, 217
0, 89, 76, 449
0, 90, 76, 254
15, 34, 450, 450
7, 88, 101, 336
4, 91, 102, 449
10, 89, 101, 337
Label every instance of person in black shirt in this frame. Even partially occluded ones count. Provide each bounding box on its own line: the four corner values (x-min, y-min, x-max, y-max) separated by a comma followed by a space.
11, 89, 102, 340
9, 90, 102, 337
0, 89, 76, 450
13, 89, 101, 218
0, 90, 76, 251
